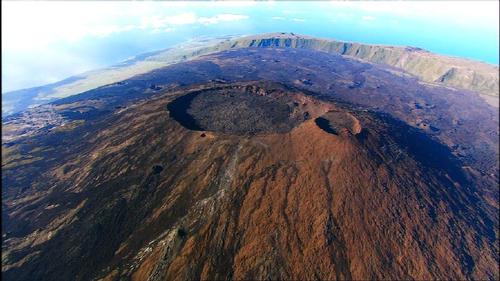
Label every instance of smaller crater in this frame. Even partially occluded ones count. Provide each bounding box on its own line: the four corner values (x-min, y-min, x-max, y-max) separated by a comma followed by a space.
149, 84, 162, 91
63, 165, 73, 174
152, 165, 164, 174
177, 228, 187, 238
315, 111, 361, 136
315, 117, 338, 135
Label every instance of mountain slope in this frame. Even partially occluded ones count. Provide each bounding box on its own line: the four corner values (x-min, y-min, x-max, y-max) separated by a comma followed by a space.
2, 48, 498, 280
2, 33, 498, 116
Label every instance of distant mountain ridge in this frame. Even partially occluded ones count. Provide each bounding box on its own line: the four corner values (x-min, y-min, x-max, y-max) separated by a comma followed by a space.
3, 32, 498, 116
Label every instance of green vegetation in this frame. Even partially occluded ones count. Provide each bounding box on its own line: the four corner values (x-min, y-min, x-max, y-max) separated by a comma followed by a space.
2, 144, 46, 170
2, 145, 23, 165
2, 156, 44, 170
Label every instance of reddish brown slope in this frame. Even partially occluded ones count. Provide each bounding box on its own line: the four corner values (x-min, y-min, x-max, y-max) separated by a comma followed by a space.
71, 82, 495, 281
2, 81, 497, 280
136, 121, 496, 280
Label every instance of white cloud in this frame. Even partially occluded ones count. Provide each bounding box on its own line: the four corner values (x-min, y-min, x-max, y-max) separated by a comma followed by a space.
162, 1, 257, 9
2, 46, 100, 92
163, 13, 199, 25
151, 28, 174, 34
2, 2, 249, 51
1, 1, 162, 50
140, 13, 248, 29
361, 15, 376, 21
272, 16, 286, 20
1, 1, 250, 91
198, 14, 249, 25
292, 18, 306, 22
140, 13, 197, 29
90, 24, 137, 37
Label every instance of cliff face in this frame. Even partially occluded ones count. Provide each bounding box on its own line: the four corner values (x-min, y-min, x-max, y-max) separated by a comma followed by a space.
2, 48, 498, 281
215, 33, 499, 97
3, 33, 498, 116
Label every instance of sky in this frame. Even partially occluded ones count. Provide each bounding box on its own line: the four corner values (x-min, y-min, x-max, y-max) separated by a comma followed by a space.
2, 1, 499, 93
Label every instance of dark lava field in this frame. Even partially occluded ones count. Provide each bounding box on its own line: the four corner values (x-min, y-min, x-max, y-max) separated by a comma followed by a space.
2, 47, 499, 280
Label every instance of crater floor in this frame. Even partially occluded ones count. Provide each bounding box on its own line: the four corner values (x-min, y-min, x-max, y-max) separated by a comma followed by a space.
168, 82, 327, 135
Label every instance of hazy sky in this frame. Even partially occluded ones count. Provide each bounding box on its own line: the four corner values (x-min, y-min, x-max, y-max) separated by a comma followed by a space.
2, 1, 499, 93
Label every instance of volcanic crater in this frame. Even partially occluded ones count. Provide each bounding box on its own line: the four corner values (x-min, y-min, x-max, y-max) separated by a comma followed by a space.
167, 81, 358, 136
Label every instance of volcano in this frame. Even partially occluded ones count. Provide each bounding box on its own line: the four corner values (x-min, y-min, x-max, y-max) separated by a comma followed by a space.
2, 36, 498, 281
